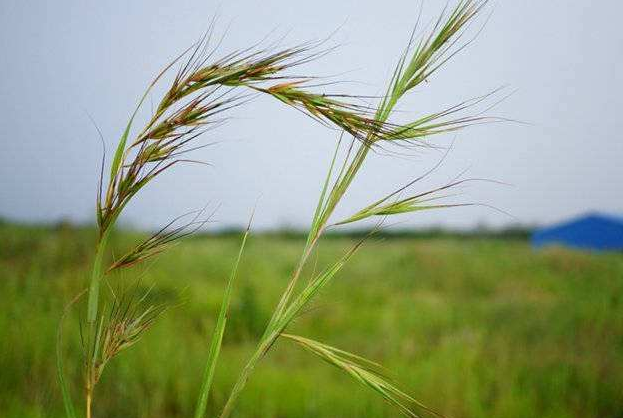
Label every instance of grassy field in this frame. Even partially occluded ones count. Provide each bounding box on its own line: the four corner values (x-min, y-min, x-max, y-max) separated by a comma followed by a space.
1, 222, 622, 418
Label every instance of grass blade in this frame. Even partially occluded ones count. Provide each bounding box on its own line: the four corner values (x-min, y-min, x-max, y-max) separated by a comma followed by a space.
218, 238, 363, 418
87, 230, 111, 325
194, 219, 252, 418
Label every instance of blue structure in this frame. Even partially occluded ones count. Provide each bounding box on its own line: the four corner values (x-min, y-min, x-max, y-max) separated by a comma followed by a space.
532, 213, 623, 251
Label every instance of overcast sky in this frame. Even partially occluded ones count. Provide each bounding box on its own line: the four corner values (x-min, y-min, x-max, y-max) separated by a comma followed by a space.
1, 0, 621, 230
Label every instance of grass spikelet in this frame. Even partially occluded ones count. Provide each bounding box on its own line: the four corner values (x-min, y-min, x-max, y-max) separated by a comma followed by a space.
84, 284, 169, 407
108, 209, 213, 273
334, 177, 486, 226
282, 333, 443, 418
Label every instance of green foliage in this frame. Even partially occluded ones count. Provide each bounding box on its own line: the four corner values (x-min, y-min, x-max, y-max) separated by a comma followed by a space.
2, 224, 623, 418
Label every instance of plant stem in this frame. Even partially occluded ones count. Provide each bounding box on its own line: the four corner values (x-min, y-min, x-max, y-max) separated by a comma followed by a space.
218, 109, 385, 418
86, 387, 92, 418
218, 138, 367, 418
218, 230, 322, 418
87, 231, 110, 325
194, 227, 251, 418
320, 145, 370, 226
85, 231, 109, 366
84, 228, 111, 418
218, 335, 276, 418
268, 229, 323, 325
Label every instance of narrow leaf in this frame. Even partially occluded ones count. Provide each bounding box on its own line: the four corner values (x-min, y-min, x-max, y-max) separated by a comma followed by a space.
194, 220, 252, 418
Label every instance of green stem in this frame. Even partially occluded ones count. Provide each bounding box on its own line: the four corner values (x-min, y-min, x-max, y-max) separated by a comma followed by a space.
218, 335, 276, 418
217, 232, 322, 418
217, 141, 368, 418
87, 230, 111, 325
194, 228, 250, 418
84, 228, 111, 418
265, 229, 323, 331
319, 145, 370, 227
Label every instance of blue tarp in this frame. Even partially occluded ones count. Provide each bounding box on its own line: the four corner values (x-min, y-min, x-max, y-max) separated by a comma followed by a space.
532, 213, 623, 251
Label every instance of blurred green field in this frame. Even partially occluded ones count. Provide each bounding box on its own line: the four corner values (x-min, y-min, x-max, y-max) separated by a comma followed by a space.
1, 223, 622, 418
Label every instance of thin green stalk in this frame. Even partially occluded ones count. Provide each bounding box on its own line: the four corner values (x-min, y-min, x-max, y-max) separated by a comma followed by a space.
84, 229, 111, 418
218, 236, 361, 418
308, 134, 343, 244
87, 230, 111, 325
318, 145, 370, 228
217, 232, 323, 418
218, 114, 375, 418
260, 137, 344, 337
264, 228, 324, 332
218, 334, 277, 418
194, 226, 251, 418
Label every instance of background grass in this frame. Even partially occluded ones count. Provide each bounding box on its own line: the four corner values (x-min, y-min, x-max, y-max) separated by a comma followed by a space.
1, 222, 622, 418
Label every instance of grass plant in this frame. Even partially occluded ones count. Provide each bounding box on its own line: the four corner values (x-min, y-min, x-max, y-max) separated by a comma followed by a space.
54, 1, 504, 417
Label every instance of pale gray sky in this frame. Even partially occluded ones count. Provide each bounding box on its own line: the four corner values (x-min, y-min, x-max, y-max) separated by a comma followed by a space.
1, 0, 621, 230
